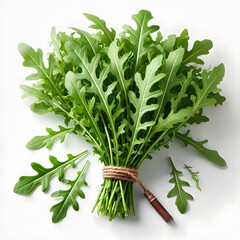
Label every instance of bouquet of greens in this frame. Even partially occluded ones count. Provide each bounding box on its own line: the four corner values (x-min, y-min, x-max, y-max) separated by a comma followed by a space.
14, 9, 226, 223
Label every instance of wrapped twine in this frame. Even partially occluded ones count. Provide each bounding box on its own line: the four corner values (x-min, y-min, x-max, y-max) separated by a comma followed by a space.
102, 166, 173, 223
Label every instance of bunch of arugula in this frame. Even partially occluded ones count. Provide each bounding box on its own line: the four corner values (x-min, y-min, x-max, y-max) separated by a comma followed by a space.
14, 9, 226, 222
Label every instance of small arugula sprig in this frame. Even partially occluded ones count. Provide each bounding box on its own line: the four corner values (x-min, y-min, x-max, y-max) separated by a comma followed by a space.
184, 164, 201, 191
14, 9, 226, 221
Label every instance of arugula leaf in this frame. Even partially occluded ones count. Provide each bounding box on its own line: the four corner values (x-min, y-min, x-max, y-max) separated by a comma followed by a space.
184, 165, 201, 191
168, 158, 193, 214
26, 125, 73, 150
71, 27, 99, 58
83, 13, 115, 45
153, 108, 191, 134
108, 40, 132, 103
122, 10, 159, 71
14, 151, 88, 195
191, 64, 225, 110
126, 55, 165, 164
50, 160, 90, 223
183, 39, 213, 65
176, 130, 226, 166
162, 34, 176, 52
187, 109, 209, 125
175, 29, 189, 50
29, 101, 52, 115
20, 84, 50, 101
158, 48, 185, 115
50, 27, 63, 61
18, 43, 64, 101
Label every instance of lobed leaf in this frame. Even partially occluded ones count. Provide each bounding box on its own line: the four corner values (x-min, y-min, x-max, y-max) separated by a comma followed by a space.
168, 158, 193, 214
26, 125, 73, 150
183, 39, 213, 65
50, 160, 90, 223
126, 55, 165, 163
83, 13, 115, 45
122, 9, 160, 71
176, 130, 226, 166
14, 151, 88, 195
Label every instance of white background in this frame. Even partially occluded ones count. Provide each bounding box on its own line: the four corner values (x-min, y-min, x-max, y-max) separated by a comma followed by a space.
1, 0, 240, 239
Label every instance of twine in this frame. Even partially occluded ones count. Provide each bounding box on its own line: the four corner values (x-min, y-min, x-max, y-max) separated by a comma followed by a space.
102, 166, 148, 193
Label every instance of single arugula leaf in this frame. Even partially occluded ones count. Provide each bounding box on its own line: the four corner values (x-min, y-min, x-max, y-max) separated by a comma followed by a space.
126, 55, 165, 163
184, 164, 201, 191
171, 70, 193, 111
14, 151, 88, 195
187, 109, 209, 125
83, 13, 115, 45
50, 160, 90, 223
168, 158, 193, 214
20, 84, 50, 101
108, 40, 132, 103
122, 9, 159, 71
18, 43, 64, 101
50, 27, 63, 61
162, 34, 176, 52
183, 39, 213, 65
30, 101, 52, 115
26, 125, 73, 150
71, 27, 99, 58
176, 130, 226, 166
157, 48, 185, 115
175, 29, 189, 50
153, 108, 191, 134
191, 64, 225, 110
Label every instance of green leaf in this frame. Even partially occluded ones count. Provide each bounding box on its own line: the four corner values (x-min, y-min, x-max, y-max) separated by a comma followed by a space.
26, 125, 73, 150
50, 160, 90, 223
176, 130, 226, 166
183, 39, 213, 65
30, 101, 51, 115
71, 27, 99, 58
187, 109, 209, 125
14, 151, 88, 195
153, 108, 191, 134
162, 34, 176, 52
18, 43, 63, 98
175, 29, 189, 50
210, 92, 226, 106
168, 158, 193, 214
122, 10, 159, 71
158, 48, 185, 114
191, 64, 225, 110
50, 27, 63, 60
20, 84, 50, 101
184, 165, 201, 191
108, 40, 131, 103
126, 55, 165, 163
83, 13, 115, 45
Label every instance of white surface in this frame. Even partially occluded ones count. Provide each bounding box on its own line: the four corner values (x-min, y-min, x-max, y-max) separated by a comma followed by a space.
1, 0, 240, 239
